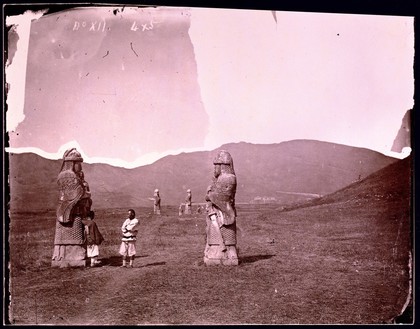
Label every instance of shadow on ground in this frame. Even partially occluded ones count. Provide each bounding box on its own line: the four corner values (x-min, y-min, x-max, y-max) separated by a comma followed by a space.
141, 261, 166, 268
100, 255, 149, 267
240, 254, 275, 264
101, 255, 273, 266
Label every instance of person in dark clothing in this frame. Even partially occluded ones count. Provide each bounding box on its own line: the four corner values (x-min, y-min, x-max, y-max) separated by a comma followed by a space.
82, 210, 104, 267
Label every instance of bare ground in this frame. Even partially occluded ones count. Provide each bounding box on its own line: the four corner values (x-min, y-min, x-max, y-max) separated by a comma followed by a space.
7, 200, 412, 325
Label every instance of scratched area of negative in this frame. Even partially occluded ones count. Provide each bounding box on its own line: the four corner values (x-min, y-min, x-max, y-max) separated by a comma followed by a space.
10, 6, 206, 160
33, 7, 192, 61
71, 12, 160, 58
71, 7, 178, 32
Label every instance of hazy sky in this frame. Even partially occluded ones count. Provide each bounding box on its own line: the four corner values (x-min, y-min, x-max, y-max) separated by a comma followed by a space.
5, 6, 414, 167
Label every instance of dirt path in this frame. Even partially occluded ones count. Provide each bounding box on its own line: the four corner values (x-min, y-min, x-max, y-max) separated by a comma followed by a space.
65, 216, 202, 325
68, 266, 133, 324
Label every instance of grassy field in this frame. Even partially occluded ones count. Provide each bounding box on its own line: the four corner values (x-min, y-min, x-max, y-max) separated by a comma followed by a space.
6, 183, 412, 325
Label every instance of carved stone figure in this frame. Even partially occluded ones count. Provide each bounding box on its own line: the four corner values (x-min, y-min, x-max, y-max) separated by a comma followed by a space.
153, 189, 161, 215
178, 203, 184, 216
184, 189, 192, 215
52, 148, 92, 267
204, 150, 238, 266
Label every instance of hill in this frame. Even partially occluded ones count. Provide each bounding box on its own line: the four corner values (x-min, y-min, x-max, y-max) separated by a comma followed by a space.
7, 140, 398, 211
281, 154, 412, 213
279, 154, 413, 323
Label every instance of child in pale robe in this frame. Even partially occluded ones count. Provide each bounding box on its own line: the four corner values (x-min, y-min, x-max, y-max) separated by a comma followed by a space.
119, 209, 139, 268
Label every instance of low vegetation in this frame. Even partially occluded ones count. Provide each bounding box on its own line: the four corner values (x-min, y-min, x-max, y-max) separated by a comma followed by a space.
6, 158, 412, 324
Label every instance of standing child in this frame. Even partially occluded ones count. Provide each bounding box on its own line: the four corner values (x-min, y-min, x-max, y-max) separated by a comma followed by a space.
82, 210, 104, 267
119, 209, 139, 268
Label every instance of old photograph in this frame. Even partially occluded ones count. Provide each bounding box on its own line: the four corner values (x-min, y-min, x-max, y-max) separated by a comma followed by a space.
4, 2, 414, 325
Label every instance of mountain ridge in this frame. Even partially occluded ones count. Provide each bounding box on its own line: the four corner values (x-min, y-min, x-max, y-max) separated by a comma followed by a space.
7, 140, 398, 211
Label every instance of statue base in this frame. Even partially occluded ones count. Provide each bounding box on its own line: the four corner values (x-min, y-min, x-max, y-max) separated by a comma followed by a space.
204, 245, 238, 266
51, 245, 86, 268
184, 205, 192, 215
51, 259, 86, 268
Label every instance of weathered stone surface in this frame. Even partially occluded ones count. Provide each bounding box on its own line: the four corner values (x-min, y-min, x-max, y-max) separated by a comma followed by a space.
203, 245, 238, 266
185, 189, 192, 215
153, 189, 161, 215
52, 148, 91, 267
51, 244, 87, 268
204, 150, 238, 266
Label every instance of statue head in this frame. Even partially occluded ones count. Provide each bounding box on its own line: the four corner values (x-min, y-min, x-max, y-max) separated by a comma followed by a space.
60, 148, 84, 172
213, 150, 232, 166
63, 148, 83, 162
213, 150, 235, 176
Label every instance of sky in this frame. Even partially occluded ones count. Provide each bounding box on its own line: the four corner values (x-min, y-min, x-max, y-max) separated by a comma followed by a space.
5, 6, 414, 167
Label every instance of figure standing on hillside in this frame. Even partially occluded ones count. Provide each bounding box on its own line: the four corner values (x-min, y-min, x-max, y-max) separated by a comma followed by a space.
204, 150, 238, 266
119, 209, 139, 268
153, 189, 161, 215
52, 148, 93, 267
185, 189, 192, 215
82, 210, 104, 267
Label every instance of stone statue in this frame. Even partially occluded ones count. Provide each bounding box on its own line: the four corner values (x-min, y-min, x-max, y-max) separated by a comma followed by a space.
179, 189, 192, 216
204, 150, 238, 266
153, 189, 161, 215
184, 189, 192, 215
52, 148, 92, 267
178, 203, 184, 217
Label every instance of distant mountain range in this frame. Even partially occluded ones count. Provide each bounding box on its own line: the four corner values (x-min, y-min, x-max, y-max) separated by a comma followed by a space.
7, 140, 398, 211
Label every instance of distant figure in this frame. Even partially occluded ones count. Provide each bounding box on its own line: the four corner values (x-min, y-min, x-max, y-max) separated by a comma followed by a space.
185, 189, 192, 215
119, 209, 139, 268
82, 210, 104, 267
179, 203, 184, 216
52, 148, 92, 268
204, 150, 238, 266
153, 189, 161, 215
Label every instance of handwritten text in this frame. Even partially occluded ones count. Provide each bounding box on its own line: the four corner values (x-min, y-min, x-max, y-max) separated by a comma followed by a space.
73, 20, 107, 32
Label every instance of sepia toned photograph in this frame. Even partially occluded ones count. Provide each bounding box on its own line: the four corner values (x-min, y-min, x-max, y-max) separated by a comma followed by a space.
4, 2, 414, 325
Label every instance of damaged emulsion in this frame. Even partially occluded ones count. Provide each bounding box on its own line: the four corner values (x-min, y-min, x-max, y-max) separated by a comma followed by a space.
71, 12, 161, 61
130, 42, 139, 57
